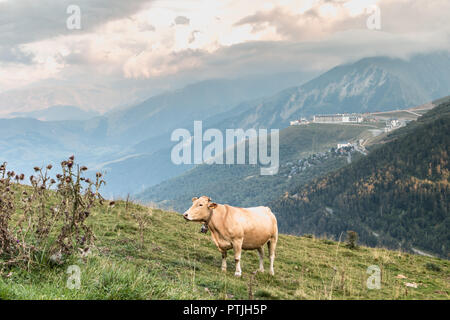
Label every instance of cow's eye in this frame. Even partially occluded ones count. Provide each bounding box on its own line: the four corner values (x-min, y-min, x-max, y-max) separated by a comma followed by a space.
199, 204, 203, 206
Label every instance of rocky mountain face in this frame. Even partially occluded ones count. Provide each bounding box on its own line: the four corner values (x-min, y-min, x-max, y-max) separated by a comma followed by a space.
214, 52, 450, 130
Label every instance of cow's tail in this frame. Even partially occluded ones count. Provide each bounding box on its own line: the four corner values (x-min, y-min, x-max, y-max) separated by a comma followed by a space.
265, 207, 278, 238
266, 207, 278, 257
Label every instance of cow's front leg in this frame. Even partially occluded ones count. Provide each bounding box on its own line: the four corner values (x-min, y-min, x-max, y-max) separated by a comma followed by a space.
232, 240, 243, 277
220, 250, 227, 272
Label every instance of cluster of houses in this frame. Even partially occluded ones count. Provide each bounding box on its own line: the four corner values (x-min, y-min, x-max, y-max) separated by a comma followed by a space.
281, 152, 331, 178
335, 140, 367, 155
384, 119, 405, 132
281, 140, 367, 179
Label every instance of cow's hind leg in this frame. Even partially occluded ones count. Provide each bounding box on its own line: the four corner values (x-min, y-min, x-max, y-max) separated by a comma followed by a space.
232, 239, 243, 277
220, 250, 227, 272
267, 238, 277, 276
257, 247, 264, 273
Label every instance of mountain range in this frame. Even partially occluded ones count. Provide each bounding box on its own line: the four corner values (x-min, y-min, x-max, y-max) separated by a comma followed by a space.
209, 52, 450, 131
102, 52, 450, 196
0, 72, 314, 193
1, 52, 449, 197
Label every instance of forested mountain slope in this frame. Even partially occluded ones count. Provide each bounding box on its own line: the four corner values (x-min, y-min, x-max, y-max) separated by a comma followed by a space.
271, 102, 450, 258
138, 124, 370, 211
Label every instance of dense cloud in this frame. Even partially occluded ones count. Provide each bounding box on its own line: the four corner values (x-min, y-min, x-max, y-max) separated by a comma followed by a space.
0, 0, 152, 46
235, 0, 450, 41
0, 0, 449, 113
187, 30, 450, 79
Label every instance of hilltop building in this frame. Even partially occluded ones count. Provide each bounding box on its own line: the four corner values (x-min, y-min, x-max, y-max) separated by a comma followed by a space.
313, 114, 364, 124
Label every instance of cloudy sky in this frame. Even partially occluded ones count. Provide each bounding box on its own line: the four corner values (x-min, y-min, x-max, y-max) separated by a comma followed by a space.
0, 0, 449, 114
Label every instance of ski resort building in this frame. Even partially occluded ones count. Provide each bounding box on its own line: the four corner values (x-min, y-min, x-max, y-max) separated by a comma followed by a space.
313, 114, 364, 123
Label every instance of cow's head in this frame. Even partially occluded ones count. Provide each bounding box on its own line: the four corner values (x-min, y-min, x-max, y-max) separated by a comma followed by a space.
183, 196, 217, 222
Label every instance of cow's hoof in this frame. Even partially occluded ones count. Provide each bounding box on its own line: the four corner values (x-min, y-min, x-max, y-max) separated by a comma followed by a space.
257, 268, 265, 273
221, 268, 227, 272
234, 272, 242, 277
269, 271, 274, 276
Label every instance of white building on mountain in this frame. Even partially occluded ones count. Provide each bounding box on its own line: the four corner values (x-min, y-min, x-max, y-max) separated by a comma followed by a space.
313, 114, 364, 123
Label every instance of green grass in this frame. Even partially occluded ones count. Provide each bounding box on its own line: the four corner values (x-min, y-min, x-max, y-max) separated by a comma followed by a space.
1, 201, 449, 300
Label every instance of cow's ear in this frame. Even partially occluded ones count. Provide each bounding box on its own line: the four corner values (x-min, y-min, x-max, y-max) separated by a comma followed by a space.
208, 202, 217, 209
192, 197, 198, 202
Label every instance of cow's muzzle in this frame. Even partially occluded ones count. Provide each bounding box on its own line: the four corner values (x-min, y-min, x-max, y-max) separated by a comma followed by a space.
183, 212, 190, 220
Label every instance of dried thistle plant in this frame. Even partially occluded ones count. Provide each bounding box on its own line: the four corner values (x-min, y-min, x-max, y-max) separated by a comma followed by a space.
0, 156, 105, 270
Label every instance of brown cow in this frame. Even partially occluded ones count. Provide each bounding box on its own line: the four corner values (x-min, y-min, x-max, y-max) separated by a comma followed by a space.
183, 196, 278, 276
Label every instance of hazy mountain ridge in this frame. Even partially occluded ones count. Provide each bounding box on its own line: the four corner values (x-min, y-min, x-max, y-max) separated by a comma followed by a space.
7, 105, 99, 121
0, 73, 313, 195
103, 72, 315, 145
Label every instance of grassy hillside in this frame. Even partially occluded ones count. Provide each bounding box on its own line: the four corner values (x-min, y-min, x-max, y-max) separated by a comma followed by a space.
139, 123, 372, 212
272, 102, 450, 258
1, 200, 448, 300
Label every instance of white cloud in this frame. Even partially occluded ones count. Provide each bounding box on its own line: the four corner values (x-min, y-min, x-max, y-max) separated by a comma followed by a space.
0, 0, 449, 110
